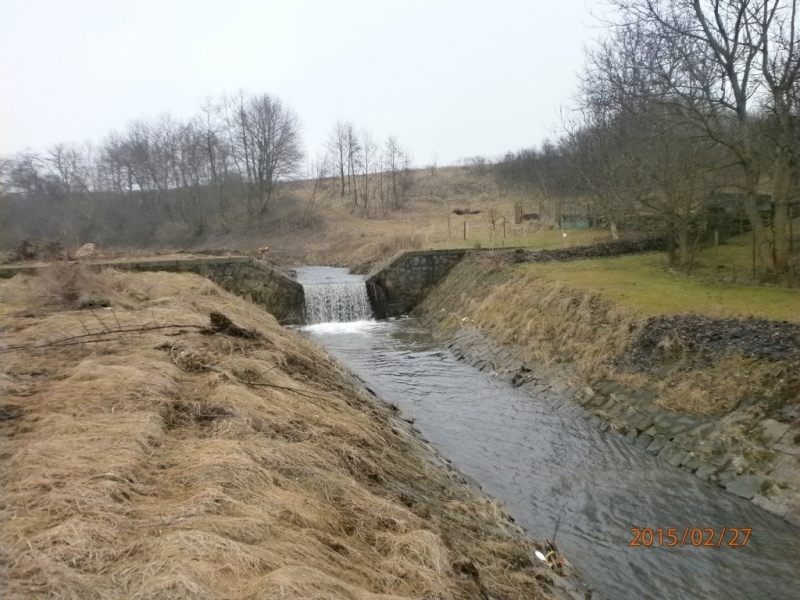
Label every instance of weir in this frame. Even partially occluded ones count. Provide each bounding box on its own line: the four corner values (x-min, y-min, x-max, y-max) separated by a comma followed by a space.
303, 281, 373, 324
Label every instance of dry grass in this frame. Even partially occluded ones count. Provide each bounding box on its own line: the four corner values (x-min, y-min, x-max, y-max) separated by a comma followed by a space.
418, 258, 797, 416
243, 166, 606, 270
0, 269, 556, 599
418, 260, 645, 385
655, 356, 791, 415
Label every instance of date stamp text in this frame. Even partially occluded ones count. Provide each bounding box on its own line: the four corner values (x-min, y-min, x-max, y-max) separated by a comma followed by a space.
630, 527, 751, 547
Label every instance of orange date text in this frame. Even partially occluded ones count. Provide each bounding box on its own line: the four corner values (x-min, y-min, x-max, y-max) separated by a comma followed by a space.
629, 527, 751, 547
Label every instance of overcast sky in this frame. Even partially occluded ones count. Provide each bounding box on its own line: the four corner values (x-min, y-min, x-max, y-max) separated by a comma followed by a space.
1, 0, 605, 166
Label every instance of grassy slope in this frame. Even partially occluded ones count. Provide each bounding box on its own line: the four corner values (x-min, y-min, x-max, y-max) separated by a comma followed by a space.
526, 252, 800, 323
0, 267, 558, 600
418, 254, 796, 417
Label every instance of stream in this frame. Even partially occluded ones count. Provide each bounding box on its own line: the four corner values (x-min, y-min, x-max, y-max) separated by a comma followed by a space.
295, 266, 800, 600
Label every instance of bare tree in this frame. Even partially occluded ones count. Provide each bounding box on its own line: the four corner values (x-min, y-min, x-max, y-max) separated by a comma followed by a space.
359, 129, 377, 215
601, 0, 800, 273
327, 121, 349, 198
344, 122, 362, 206
224, 91, 304, 217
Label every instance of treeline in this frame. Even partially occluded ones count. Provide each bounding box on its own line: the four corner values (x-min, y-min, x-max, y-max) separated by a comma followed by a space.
496, 0, 800, 274
0, 92, 414, 248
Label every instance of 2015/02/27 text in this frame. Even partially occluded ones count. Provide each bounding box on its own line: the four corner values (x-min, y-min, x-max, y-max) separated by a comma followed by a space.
630, 527, 751, 547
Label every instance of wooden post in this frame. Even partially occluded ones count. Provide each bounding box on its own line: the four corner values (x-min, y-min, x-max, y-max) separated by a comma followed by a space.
752, 228, 756, 281
463, 221, 467, 240
714, 230, 719, 247
503, 218, 506, 238
447, 215, 451, 240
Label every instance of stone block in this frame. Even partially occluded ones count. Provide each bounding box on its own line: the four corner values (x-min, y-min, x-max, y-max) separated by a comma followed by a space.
725, 474, 768, 499
757, 419, 792, 445
634, 434, 653, 450
752, 492, 792, 518
683, 454, 704, 471
653, 414, 704, 437
660, 444, 690, 467
600, 397, 617, 411
646, 435, 668, 455
630, 413, 655, 432
694, 465, 718, 481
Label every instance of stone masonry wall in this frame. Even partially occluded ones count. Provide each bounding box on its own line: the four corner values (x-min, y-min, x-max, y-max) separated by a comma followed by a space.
366, 249, 469, 317
365, 237, 667, 319
0, 257, 306, 325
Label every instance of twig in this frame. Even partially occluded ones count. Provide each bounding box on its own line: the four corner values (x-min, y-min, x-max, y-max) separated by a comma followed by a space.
199, 363, 335, 401
1, 323, 206, 353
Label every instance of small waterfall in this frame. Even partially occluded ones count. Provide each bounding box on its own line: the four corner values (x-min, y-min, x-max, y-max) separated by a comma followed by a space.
303, 282, 373, 324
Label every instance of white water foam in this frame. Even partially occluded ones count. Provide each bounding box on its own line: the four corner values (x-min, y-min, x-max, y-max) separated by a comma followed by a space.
303, 282, 373, 325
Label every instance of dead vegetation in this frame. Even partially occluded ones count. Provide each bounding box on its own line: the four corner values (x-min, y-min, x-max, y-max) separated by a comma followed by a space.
418, 258, 797, 417
0, 268, 558, 599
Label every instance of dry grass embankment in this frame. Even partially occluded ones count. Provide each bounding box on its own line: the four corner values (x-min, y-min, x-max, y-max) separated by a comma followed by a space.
0, 266, 559, 599
417, 254, 798, 417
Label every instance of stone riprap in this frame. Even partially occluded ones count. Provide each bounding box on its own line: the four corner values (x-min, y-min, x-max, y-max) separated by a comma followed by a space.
0, 257, 306, 325
436, 325, 800, 525
622, 315, 800, 368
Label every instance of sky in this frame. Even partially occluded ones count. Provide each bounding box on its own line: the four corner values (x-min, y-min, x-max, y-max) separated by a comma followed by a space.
0, 0, 605, 167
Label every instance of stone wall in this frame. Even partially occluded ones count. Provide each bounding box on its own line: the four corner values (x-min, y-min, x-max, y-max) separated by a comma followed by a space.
366, 237, 667, 318
0, 257, 306, 324
438, 326, 800, 525
366, 249, 470, 317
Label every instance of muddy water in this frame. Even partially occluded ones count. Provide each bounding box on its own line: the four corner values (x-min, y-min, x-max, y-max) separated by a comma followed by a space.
295, 267, 800, 600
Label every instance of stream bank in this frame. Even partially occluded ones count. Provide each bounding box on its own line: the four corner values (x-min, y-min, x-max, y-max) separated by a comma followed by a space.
415, 257, 800, 524
0, 267, 579, 600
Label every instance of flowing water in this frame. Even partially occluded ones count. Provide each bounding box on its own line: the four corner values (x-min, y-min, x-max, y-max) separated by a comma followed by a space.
303, 277, 372, 325
297, 266, 800, 600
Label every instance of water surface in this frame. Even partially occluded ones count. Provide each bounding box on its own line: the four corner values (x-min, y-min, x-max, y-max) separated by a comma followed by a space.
296, 267, 800, 600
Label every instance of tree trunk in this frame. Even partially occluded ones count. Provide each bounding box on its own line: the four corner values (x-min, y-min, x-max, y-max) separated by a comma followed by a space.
771, 150, 794, 274
741, 167, 776, 273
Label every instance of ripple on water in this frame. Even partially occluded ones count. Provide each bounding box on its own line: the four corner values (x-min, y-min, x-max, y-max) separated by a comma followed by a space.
302, 317, 800, 600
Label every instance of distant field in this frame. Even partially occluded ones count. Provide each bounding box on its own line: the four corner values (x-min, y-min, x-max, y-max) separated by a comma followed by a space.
427, 225, 611, 250
524, 252, 800, 323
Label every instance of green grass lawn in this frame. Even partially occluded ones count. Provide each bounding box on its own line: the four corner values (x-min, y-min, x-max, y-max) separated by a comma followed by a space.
525, 252, 800, 322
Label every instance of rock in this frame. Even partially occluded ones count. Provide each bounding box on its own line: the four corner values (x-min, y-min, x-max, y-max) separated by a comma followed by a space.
635, 434, 654, 450
716, 469, 741, 486
726, 474, 769, 499
785, 505, 800, 527
695, 465, 718, 481
653, 414, 704, 437
683, 454, 704, 471
773, 433, 800, 456
757, 419, 792, 445
646, 435, 668, 455
659, 443, 690, 467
